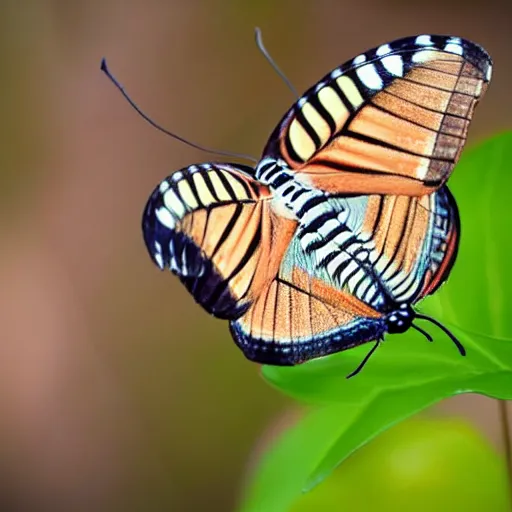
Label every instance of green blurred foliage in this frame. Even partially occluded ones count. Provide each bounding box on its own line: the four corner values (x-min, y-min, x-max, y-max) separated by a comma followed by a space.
290, 417, 509, 512
240, 414, 510, 512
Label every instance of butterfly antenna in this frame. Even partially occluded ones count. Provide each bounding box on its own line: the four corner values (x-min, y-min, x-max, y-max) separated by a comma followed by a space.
415, 313, 466, 356
255, 28, 299, 99
346, 339, 381, 379
100, 58, 258, 164
411, 323, 433, 342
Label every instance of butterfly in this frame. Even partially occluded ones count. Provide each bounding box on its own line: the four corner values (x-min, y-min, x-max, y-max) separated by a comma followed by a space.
119, 34, 492, 376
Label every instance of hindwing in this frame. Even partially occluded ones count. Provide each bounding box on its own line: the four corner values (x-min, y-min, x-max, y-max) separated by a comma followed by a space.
230, 185, 460, 365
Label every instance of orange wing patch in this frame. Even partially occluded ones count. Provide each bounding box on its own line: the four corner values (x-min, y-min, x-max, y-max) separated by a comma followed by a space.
235, 265, 381, 345
300, 56, 488, 195
177, 200, 297, 307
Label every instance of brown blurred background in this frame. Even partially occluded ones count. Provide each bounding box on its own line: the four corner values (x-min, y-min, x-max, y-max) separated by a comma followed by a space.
0, 0, 510, 510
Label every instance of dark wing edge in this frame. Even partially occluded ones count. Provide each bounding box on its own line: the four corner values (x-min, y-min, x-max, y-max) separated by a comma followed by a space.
230, 242, 386, 365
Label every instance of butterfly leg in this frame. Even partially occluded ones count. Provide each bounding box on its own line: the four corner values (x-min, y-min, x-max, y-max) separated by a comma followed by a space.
346, 337, 383, 379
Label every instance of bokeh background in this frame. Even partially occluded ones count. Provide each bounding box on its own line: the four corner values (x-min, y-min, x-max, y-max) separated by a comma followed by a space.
0, 1, 511, 510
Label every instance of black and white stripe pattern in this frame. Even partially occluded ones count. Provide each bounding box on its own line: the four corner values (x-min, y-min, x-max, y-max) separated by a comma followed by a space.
256, 157, 328, 219
299, 206, 387, 308
309, 34, 489, 106
143, 162, 260, 272
427, 186, 458, 277
258, 158, 417, 309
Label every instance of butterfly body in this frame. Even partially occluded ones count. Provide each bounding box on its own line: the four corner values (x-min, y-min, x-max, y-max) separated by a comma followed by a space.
142, 34, 491, 373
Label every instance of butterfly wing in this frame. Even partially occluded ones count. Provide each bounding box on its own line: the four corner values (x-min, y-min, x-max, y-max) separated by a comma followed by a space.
341, 185, 460, 306
142, 163, 297, 319
417, 185, 460, 299
230, 184, 459, 365
230, 232, 386, 365
261, 35, 492, 196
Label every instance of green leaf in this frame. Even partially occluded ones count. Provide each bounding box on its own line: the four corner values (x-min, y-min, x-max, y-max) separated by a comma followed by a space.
241, 415, 510, 512
239, 131, 512, 511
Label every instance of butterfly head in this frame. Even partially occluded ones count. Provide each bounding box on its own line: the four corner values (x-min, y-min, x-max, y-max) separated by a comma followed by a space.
385, 303, 415, 334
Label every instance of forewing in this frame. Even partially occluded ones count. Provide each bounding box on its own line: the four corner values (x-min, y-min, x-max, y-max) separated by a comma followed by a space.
262, 35, 492, 196
142, 163, 297, 319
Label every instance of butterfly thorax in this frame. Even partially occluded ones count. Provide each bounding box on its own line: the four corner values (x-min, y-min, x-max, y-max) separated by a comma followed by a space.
256, 157, 322, 217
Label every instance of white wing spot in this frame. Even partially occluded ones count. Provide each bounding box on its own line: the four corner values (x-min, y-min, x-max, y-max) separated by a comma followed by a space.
331, 68, 343, 79
415, 35, 433, 46
356, 63, 383, 90
353, 54, 366, 65
155, 207, 176, 229
315, 81, 325, 93
164, 189, 186, 217
154, 252, 164, 269
382, 55, 403, 77
444, 43, 463, 56
376, 44, 392, 56
159, 181, 170, 194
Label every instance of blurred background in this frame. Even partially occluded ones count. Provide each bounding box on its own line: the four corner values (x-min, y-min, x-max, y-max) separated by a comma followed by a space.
0, 0, 510, 510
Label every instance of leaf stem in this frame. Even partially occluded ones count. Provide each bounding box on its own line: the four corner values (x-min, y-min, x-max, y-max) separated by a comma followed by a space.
498, 399, 512, 504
